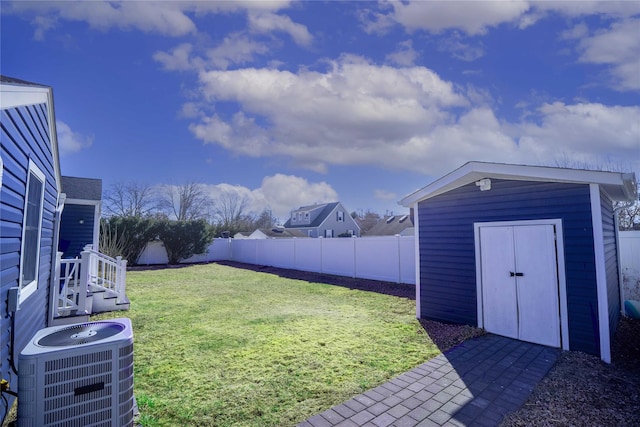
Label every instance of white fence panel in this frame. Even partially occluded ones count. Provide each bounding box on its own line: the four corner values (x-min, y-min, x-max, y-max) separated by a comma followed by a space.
257, 239, 296, 269
136, 236, 416, 284
138, 241, 169, 265
620, 231, 640, 301
399, 236, 416, 284
355, 236, 401, 283
321, 238, 356, 278
231, 239, 258, 265
182, 238, 230, 263
294, 239, 322, 273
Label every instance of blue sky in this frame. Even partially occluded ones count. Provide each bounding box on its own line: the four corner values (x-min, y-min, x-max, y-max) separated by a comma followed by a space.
2, 1, 639, 221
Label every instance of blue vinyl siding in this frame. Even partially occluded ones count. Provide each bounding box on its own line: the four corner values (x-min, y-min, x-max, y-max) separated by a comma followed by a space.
417, 179, 601, 356
59, 204, 96, 258
0, 102, 57, 414
600, 188, 620, 339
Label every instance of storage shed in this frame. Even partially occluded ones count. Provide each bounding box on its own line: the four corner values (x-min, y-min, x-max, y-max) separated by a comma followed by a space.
59, 176, 102, 258
401, 162, 637, 362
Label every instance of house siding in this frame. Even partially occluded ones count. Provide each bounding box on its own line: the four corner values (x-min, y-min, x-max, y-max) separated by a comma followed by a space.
417, 179, 600, 356
600, 188, 620, 339
1, 102, 56, 412
59, 204, 96, 258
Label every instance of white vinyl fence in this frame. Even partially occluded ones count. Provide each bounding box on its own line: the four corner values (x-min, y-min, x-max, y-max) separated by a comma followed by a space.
136, 231, 640, 291
138, 236, 416, 284
620, 231, 640, 302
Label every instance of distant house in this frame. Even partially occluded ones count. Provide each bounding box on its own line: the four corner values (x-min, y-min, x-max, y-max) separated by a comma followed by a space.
363, 212, 414, 237
283, 202, 360, 237
58, 176, 102, 258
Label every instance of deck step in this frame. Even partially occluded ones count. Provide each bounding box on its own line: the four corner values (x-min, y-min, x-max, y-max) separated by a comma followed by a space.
90, 290, 131, 313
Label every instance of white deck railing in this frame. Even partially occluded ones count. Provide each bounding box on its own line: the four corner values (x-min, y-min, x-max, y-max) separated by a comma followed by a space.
54, 254, 87, 316
53, 246, 128, 319
84, 245, 128, 304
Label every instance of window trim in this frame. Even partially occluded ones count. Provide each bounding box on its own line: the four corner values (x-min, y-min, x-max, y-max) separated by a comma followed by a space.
18, 160, 46, 303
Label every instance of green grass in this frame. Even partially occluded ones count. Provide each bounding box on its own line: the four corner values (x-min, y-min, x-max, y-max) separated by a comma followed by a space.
92, 263, 439, 426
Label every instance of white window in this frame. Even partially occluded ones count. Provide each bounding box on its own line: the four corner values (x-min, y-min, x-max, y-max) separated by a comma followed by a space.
337, 211, 344, 222
19, 161, 45, 303
304, 212, 309, 220
308, 230, 313, 237
293, 212, 298, 221
347, 229, 354, 236
325, 229, 333, 238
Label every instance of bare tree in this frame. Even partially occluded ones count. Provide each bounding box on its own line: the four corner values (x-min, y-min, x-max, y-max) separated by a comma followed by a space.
103, 181, 156, 217
212, 192, 250, 230
353, 209, 381, 234
254, 208, 277, 229
616, 178, 640, 230
552, 158, 639, 230
159, 181, 212, 221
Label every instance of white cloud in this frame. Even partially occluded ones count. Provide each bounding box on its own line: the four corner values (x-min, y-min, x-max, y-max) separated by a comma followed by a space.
190, 56, 469, 174
56, 121, 93, 154
206, 33, 270, 69
201, 174, 338, 220
186, 55, 639, 177
437, 33, 485, 62
154, 34, 270, 72
258, 174, 338, 218
368, 1, 640, 36
9, 0, 293, 39
374, 189, 397, 201
573, 18, 640, 91
153, 43, 201, 71
248, 11, 313, 47
518, 102, 640, 167
384, 0, 531, 35
386, 40, 419, 66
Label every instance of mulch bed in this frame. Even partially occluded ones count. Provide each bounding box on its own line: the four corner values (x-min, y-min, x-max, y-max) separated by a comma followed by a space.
501, 317, 640, 427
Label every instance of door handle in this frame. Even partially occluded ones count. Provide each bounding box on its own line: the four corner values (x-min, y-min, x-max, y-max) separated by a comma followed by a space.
510, 272, 524, 277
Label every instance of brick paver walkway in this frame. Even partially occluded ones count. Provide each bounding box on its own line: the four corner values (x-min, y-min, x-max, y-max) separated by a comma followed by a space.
298, 334, 559, 427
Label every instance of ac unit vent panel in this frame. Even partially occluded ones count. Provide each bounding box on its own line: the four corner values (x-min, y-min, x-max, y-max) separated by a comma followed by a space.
19, 318, 134, 427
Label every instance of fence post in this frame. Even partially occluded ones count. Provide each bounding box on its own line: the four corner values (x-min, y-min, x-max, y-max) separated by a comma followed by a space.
116, 256, 128, 304
78, 250, 90, 314
52, 252, 62, 318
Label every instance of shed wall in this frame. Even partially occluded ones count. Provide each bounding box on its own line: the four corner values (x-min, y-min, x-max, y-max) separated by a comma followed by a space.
417, 179, 601, 356
0, 103, 57, 411
59, 204, 96, 258
600, 188, 620, 338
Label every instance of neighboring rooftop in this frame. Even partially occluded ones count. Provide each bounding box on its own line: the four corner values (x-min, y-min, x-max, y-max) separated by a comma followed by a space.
284, 202, 340, 228
258, 227, 309, 238
363, 213, 414, 236
61, 176, 102, 201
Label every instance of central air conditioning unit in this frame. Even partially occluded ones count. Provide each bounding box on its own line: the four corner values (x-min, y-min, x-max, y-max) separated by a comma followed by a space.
18, 318, 134, 427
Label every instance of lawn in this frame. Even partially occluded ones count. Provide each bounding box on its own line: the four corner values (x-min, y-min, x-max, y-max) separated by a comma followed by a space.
92, 263, 439, 426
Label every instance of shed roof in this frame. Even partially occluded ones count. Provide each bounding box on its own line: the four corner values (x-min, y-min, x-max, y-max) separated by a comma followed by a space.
61, 176, 103, 201
400, 161, 637, 206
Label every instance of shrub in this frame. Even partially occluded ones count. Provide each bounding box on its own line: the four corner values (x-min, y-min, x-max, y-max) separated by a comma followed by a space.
156, 219, 215, 264
100, 216, 158, 264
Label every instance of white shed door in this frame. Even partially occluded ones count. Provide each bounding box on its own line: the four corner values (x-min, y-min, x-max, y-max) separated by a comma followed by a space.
480, 224, 561, 347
